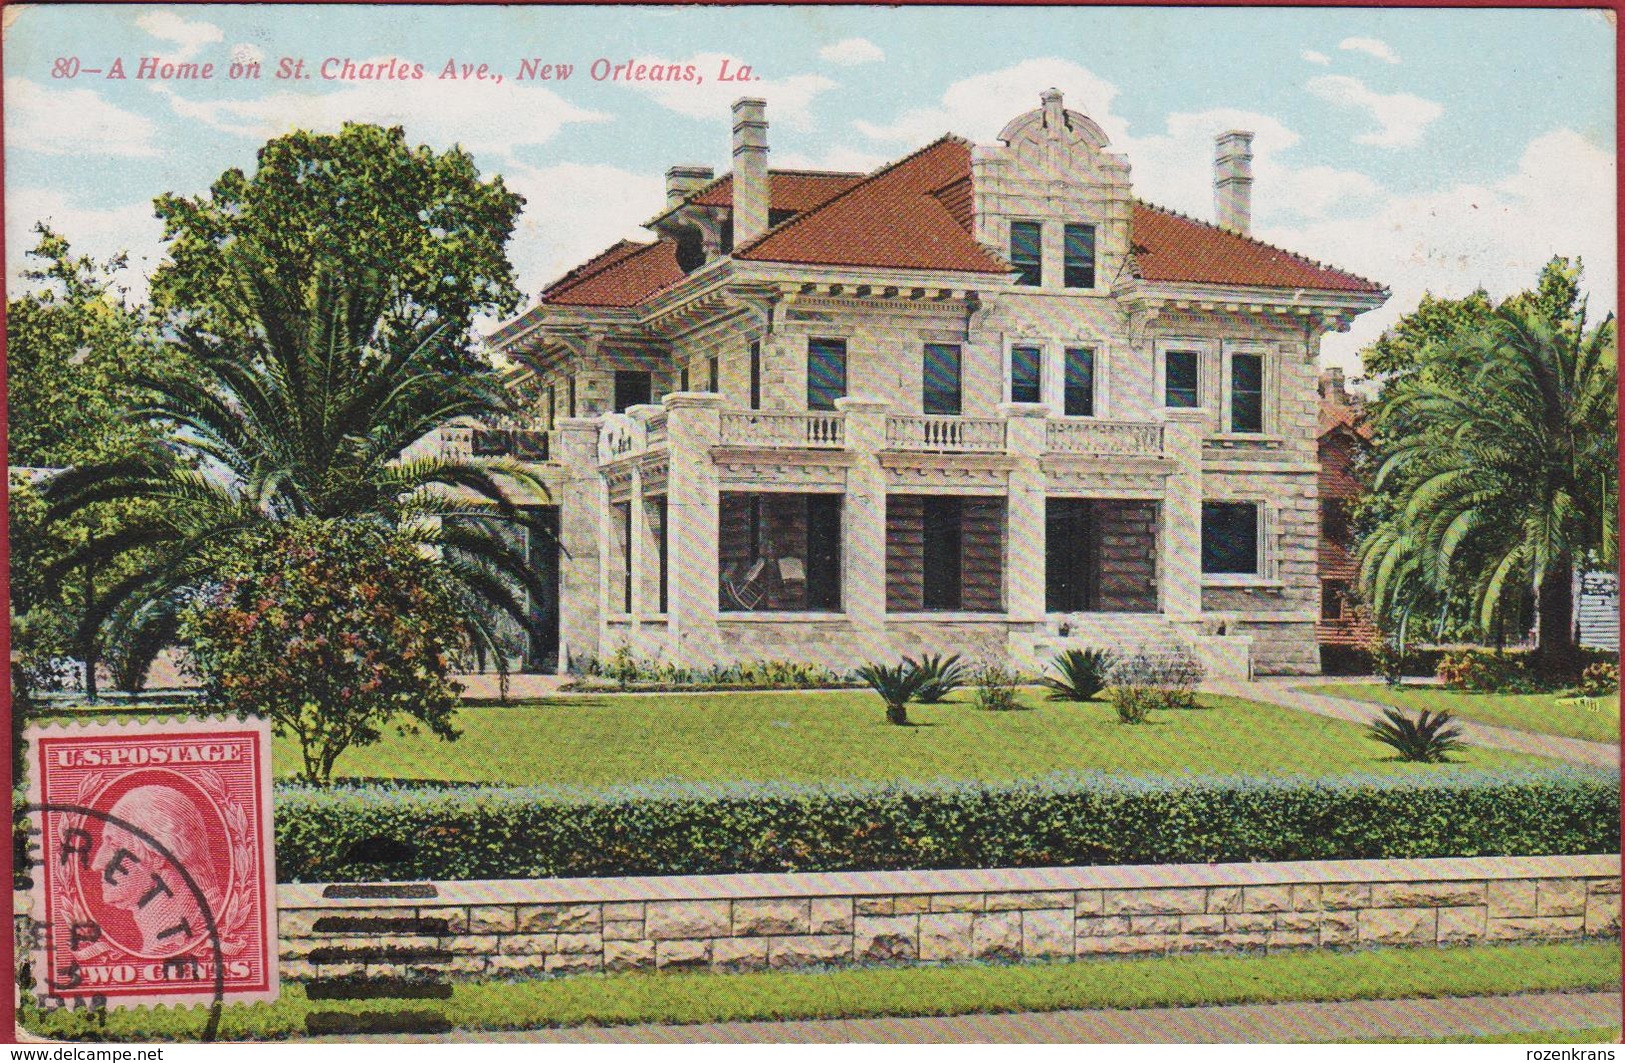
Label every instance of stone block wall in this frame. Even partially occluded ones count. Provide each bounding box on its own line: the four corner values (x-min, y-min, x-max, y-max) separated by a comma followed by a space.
270, 855, 1620, 982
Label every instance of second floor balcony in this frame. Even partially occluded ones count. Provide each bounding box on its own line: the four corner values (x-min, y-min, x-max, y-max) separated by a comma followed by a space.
598, 397, 1169, 465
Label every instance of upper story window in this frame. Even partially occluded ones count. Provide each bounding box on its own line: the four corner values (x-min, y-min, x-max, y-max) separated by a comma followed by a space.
1229, 352, 1264, 433
1010, 345, 1043, 404
614, 370, 652, 413
679, 365, 691, 392
1063, 224, 1096, 289
807, 338, 847, 412
1164, 350, 1200, 408
1202, 501, 1259, 575
1010, 221, 1042, 286
1063, 347, 1095, 417
923, 343, 962, 415
546, 383, 557, 431
749, 341, 762, 409
708, 356, 720, 393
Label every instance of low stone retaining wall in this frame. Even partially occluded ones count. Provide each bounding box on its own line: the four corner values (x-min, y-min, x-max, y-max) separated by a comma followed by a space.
276, 855, 1621, 981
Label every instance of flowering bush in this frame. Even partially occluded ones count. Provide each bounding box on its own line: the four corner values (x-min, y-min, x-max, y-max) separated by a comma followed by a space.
1580, 661, 1619, 697
181, 519, 468, 784
1436, 650, 1537, 693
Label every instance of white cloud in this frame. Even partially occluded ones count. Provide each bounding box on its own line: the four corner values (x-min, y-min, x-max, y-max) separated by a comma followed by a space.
4, 77, 159, 157
819, 38, 884, 66
1302, 50, 1332, 66
1338, 36, 1401, 64
1124, 108, 1379, 223
230, 42, 266, 68
618, 54, 836, 131
149, 61, 608, 159
854, 58, 1125, 145
772, 144, 888, 174
1264, 129, 1617, 373
5, 188, 166, 303
135, 11, 224, 63
1306, 75, 1442, 148
854, 60, 1376, 224
498, 161, 665, 299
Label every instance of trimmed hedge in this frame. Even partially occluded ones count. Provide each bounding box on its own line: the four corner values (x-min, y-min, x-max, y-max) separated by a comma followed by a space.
274, 768, 1620, 882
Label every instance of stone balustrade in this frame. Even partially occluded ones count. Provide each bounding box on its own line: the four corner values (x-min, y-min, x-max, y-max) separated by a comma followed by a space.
269, 854, 1619, 982
1046, 418, 1164, 456
886, 415, 1007, 453
717, 410, 845, 449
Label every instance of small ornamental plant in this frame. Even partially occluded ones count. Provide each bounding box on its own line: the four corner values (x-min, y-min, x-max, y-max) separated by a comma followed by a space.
182, 519, 469, 785
907, 653, 967, 704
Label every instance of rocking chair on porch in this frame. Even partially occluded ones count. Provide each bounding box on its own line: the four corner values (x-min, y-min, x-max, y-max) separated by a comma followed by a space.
722, 558, 769, 610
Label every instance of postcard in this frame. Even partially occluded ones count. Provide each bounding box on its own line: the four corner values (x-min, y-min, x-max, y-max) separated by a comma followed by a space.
5, 2, 1619, 1048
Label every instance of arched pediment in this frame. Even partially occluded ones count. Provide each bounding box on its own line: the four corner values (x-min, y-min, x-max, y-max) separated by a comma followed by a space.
997, 88, 1112, 150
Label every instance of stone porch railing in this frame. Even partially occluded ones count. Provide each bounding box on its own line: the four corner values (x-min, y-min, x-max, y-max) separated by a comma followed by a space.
598, 395, 1166, 463
271, 854, 1620, 981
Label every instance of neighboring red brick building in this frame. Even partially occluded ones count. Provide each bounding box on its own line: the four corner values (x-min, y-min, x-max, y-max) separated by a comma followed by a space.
1317, 368, 1378, 671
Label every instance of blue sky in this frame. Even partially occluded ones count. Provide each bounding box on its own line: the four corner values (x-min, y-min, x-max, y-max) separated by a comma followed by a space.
4, 4, 1616, 370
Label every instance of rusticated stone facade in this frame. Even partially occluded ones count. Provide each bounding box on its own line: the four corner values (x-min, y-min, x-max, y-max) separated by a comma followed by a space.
264, 855, 1619, 982
476, 92, 1390, 679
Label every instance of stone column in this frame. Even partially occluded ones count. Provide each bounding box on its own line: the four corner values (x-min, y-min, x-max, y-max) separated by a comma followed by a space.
624, 405, 663, 636
1157, 409, 1206, 623
662, 392, 725, 667
552, 417, 605, 672
835, 397, 890, 653
1000, 402, 1050, 629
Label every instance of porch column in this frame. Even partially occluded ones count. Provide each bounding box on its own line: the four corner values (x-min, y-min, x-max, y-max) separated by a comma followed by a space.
835, 397, 890, 649
662, 392, 724, 666
552, 416, 604, 672
1158, 409, 1206, 622
625, 404, 663, 634
1000, 402, 1050, 625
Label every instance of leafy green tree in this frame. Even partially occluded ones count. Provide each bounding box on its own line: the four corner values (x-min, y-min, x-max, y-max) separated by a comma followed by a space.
44, 259, 551, 693
6, 226, 183, 701
1358, 259, 1616, 678
181, 519, 468, 785
152, 122, 524, 371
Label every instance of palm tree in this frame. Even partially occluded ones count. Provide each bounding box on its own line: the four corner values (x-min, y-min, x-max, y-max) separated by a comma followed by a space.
44, 255, 551, 685
1360, 300, 1616, 678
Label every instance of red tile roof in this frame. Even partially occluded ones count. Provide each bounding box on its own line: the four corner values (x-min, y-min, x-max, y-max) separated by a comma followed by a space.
1131, 202, 1384, 293
540, 239, 684, 308
734, 137, 1008, 274
533, 135, 1385, 308
689, 170, 864, 212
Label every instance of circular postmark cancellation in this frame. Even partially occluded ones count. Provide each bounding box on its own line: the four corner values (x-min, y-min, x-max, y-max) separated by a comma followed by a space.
20, 717, 280, 1035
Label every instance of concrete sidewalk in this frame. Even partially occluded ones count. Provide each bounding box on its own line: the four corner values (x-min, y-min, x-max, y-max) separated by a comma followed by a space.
1209, 678, 1620, 769
332, 991, 1620, 1044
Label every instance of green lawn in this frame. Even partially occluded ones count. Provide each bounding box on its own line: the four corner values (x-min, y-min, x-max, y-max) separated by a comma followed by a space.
20, 941, 1618, 1041
1307, 683, 1621, 744
263, 690, 1553, 787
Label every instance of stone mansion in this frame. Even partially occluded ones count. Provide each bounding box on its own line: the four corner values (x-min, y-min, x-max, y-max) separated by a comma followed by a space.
473, 91, 1388, 677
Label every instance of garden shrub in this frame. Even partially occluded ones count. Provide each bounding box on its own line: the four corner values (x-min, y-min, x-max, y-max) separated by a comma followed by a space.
1436, 649, 1538, 693
273, 768, 1621, 882
1366, 707, 1466, 763
971, 662, 1022, 712
1580, 661, 1619, 697
1041, 648, 1116, 702
564, 653, 855, 692
907, 653, 967, 704
1108, 647, 1206, 720
181, 519, 469, 785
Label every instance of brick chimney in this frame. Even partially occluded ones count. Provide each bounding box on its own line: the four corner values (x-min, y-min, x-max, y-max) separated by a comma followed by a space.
665, 165, 715, 208
1213, 130, 1254, 235
731, 97, 769, 247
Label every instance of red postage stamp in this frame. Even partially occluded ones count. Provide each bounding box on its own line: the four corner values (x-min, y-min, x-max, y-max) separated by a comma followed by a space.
23, 717, 278, 1008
